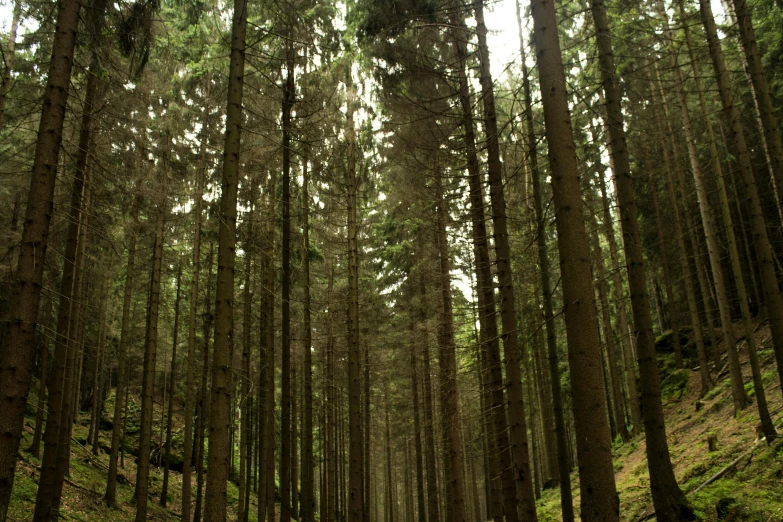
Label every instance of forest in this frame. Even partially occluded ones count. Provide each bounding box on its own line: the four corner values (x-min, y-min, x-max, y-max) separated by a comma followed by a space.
1, 0, 783, 520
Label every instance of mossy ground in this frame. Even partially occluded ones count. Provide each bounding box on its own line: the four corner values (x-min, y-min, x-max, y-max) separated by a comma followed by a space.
537, 320, 783, 521
9, 392, 264, 522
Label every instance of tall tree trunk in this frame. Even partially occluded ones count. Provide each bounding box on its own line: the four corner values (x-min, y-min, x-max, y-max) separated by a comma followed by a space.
515, 3, 573, 516
591, 2, 694, 517
363, 340, 371, 522
183, 124, 207, 522
658, 8, 751, 412
238, 191, 254, 522
281, 40, 295, 522
449, 9, 519, 520
205, 0, 248, 518
134, 197, 167, 522
0, 2, 82, 516
474, 3, 538, 518
434, 167, 467, 522
409, 298, 427, 522
90, 287, 110, 454
346, 71, 365, 522
648, 99, 713, 393
28, 277, 53, 459
418, 275, 440, 522
195, 243, 215, 522
530, 0, 619, 519
105, 194, 140, 505
301, 151, 315, 522
161, 263, 183, 505
729, 0, 783, 206
35, 138, 95, 522
698, 0, 780, 439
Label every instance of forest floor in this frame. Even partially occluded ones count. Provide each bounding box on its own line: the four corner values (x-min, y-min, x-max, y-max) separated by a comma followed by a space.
538, 318, 783, 521
8, 318, 783, 521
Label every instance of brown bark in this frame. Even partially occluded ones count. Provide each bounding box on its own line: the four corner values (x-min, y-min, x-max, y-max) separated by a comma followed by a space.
434, 168, 467, 522
161, 263, 183, 505
418, 275, 440, 522
182, 121, 207, 521
449, 8, 519, 521
729, 0, 783, 206
0, 2, 82, 516
474, 2, 540, 519
530, 0, 619, 518
105, 192, 141, 504
515, 3, 574, 515
302, 151, 315, 522
204, 0, 248, 518
346, 71, 365, 522
134, 197, 167, 522
698, 0, 779, 440
592, 2, 693, 517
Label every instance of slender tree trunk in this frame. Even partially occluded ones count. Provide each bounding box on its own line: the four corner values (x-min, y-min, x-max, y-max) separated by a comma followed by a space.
592, 2, 694, 517
434, 167, 467, 522
589, 215, 629, 442
35, 156, 94, 522
182, 126, 206, 522
515, 3, 573, 516
530, 0, 619, 519
363, 340, 371, 522
0, 2, 82, 516
346, 71, 365, 522
105, 191, 140, 507
698, 0, 780, 439
474, 3, 538, 518
728, 0, 783, 205
161, 263, 183, 505
418, 276, 440, 522
302, 151, 315, 522
280, 41, 295, 522
134, 197, 167, 522
409, 300, 427, 522
292, 363, 300, 520
656, 7, 752, 413
204, 0, 248, 518
449, 10, 519, 520
28, 281, 52, 459
90, 290, 110, 454
238, 191, 254, 522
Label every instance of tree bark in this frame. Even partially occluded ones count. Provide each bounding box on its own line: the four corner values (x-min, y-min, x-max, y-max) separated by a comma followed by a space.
161, 263, 183, 505
105, 193, 140, 505
204, 0, 248, 518
592, 2, 694, 517
346, 70, 365, 522
182, 122, 207, 522
515, 2, 574, 515
434, 167, 467, 522
281, 40, 295, 522
302, 151, 315, 522
728, 0, 783, 206
474, 2, 540, 519
698, 0, 779, 439
134, 196, 167, 522
530, 0, 619, 519
0, 2, 82, 516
